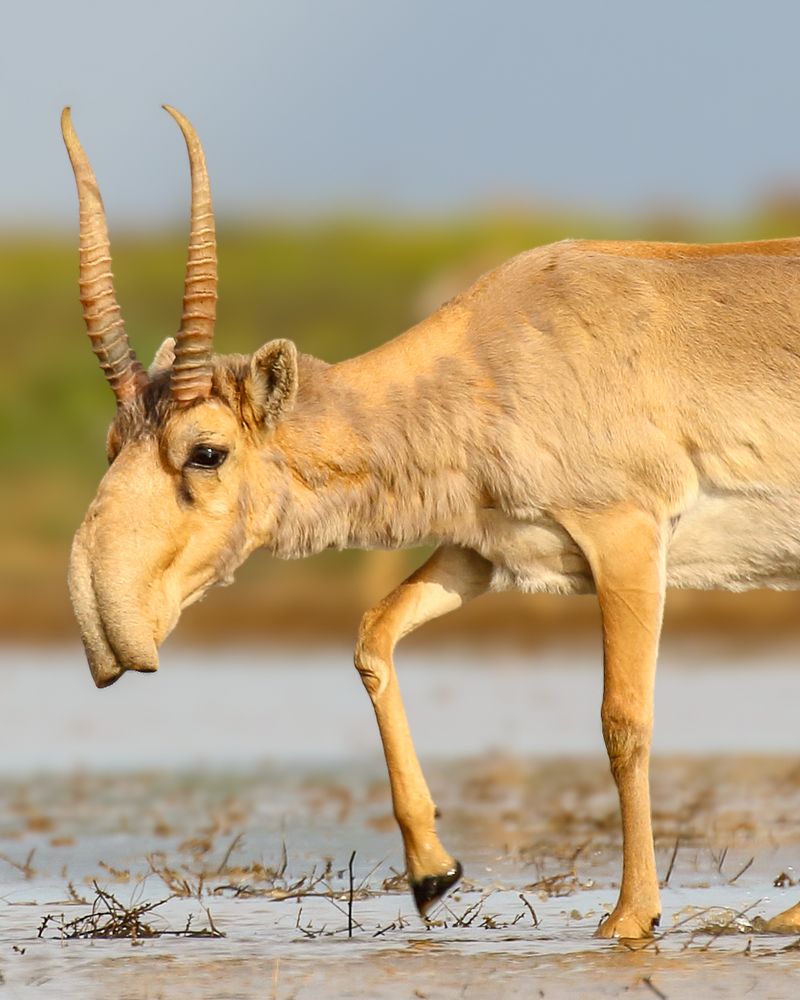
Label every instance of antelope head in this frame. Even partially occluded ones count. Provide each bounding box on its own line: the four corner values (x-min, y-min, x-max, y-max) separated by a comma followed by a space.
63, 108, 298, 687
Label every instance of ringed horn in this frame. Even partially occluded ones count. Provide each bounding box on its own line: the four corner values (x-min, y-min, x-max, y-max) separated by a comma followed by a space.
163, 104, 218, 404
61, 107, 148, 405
60, 106, 218, 406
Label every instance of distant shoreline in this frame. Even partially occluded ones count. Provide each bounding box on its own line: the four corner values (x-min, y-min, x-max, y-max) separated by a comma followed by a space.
4, 572, 800, 651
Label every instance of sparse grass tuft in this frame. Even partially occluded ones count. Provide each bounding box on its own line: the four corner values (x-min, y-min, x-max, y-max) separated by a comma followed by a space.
37, 881, 223, 941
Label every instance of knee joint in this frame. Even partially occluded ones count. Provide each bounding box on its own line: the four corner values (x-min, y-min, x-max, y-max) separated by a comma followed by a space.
601, 712, 650, 774
354, 610, 393, 699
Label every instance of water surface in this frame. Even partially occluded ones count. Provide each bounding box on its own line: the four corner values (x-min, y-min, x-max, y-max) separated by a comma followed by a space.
0, 647, 798, 998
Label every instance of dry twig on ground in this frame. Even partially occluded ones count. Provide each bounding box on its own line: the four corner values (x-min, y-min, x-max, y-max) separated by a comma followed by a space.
37, 882, 223, 941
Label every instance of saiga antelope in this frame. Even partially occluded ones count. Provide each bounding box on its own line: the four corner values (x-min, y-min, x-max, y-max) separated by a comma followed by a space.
62, 106, 800, 939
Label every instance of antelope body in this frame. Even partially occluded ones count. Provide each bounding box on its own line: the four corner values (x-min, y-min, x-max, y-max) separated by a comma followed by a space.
63, 107, 800, 939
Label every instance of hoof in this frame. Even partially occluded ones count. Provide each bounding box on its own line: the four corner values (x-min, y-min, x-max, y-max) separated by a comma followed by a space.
596, 908, 660, 940
411, 861, 463, 917
764, 902, 800, 934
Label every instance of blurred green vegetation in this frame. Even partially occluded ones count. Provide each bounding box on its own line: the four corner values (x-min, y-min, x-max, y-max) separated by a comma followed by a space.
4, 209, 800, 643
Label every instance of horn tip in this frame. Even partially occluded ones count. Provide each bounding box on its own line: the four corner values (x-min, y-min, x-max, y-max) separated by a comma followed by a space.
61, 105, 75, 142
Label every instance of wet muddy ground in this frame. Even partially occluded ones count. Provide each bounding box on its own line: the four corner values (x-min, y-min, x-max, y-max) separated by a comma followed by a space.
0, 649, 799, 997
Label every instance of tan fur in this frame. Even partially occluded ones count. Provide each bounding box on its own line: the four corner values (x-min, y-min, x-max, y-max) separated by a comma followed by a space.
70, 234, 800, 938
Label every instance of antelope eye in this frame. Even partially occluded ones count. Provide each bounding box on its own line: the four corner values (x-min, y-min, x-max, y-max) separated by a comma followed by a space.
186, 445, 228, 470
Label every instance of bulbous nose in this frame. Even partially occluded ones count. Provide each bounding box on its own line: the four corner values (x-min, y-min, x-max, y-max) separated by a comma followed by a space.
69, 479, 164, 689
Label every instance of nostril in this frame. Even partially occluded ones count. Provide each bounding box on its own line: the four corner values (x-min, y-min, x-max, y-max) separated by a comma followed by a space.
121, 640, 161, 675
91, 663, 124, 689
131, 661, 159, 674
95, 673, 122, 689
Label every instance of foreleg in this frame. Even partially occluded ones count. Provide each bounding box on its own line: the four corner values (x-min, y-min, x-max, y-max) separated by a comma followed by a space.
354, 545, 492, 915
560, 506, 667, 939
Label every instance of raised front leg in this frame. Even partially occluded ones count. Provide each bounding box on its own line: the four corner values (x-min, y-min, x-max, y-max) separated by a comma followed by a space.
560, 507, 667, 939
354, 545, 492, 916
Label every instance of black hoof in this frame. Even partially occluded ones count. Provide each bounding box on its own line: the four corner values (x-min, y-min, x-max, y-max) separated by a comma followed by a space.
411, 861, 463, 916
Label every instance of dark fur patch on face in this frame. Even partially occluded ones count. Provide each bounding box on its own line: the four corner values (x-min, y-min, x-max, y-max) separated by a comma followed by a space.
106, 372, 173, 460
104, 347, 315, 467
105, 355, 261, 459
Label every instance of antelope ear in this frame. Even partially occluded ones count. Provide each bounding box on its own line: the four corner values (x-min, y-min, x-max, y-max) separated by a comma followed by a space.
148, 337, 176, 377
248, 339, 298, 425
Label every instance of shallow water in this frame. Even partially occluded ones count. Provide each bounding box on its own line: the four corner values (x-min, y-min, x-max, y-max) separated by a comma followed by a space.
1, 643, 799, 772
0, 647, 799, 998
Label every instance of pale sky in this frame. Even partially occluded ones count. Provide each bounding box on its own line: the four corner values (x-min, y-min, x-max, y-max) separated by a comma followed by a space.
4, 0, 800, 228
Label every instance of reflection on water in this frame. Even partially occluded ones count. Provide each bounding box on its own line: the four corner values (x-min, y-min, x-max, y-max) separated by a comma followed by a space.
0, 647, 799, 998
